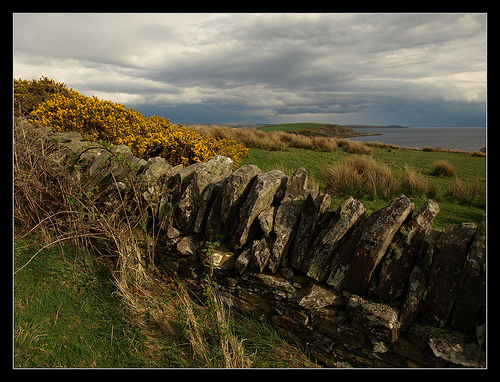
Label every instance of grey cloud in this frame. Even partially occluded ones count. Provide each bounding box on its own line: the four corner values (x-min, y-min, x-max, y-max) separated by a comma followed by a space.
13, 13, 486, 126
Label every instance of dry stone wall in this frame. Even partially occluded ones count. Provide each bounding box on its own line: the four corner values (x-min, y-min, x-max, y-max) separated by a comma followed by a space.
40, 127, 486, 368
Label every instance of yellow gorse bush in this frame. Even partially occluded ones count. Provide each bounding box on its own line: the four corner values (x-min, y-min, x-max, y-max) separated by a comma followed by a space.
23, 78, 248, 167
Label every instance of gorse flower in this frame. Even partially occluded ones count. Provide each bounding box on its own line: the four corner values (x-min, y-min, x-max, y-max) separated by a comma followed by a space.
19, 77, 248, 167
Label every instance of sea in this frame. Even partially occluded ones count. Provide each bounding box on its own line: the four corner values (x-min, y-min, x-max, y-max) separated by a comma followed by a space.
347, 127, 486, 152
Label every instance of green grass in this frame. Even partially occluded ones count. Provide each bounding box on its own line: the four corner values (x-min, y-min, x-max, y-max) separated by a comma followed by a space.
14, 234, 150, 368
240, 146, 486, 228
14, 233, 318, 368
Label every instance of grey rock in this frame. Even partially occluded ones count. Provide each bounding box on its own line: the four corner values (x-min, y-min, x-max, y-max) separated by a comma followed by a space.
420, 223, 477, 327
253, 237, 272, 273
48, 131, 84, 143
301, 197, 365, 281
176, 235, 203, 256
289, 191, 331, 270
346, 294, 400, 343
296, 283, 344, 309
377, 199, 440, 301
287, 167, 308, 197
175, 156, 233, 233
257, 206, 275, 237
451, 216, 486, 332
235, 245, 254, 275
342, 194, 413, 294
142, 157, 172, 181
399, 228, 442, 331
268, 195, 305, 273
230, 170, 288, 249
205, 164, 262, 241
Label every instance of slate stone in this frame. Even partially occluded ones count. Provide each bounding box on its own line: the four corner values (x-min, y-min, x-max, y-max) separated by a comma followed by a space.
451, 217, 486, 332
205, 164, 262, 241
301, 197, 365, 282
399, 228, 442, 331
342, 194, 413, 295
268, 195, 305, 273
175, 156, 233, 233
287, 167, 308, 197
289, 191, 331, 270
376, 199, 440, 301
230, 170, 288, 249
296, 283, 344, 309
346, 294, 400, 343
420, 223, 477, 327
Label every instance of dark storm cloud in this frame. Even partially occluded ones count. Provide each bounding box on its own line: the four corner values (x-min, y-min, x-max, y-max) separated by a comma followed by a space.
14, 13, 486, 126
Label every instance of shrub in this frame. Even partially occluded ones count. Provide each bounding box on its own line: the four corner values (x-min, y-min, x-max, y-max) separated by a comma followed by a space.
324, 156, 394, 199
14, 77, 77, 118
432, 159, 457, 177
25, 80, 248, 167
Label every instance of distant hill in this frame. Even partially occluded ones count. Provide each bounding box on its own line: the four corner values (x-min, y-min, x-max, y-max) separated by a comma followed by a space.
186, 122, 385, 138
258, 122, 380, 138
186, 123, 270, 129
346, 125, 408, 129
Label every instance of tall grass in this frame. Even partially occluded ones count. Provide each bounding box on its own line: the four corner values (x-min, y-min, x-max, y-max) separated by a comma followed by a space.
432, 159, 457, 177
398, 165, 440, 199
323, 155, 485, 207
324, 156, 393, 199
188, 124, 372, 154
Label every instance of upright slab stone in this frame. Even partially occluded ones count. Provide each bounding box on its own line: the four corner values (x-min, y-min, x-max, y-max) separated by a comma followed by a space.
253, 237, 272, 273
327, 212, 371, 290
289, 191, 331, 270
191, 155, 234, 202
399, 228, 442, 331
342, 194, 413, 295
176, 156, 233, 233
420, 223, 477, 327
230, 170, 288, 249
376, 199, 440, 301
451, 217, 486, 332
205, 164, 262, 241
257, 206, 275, 237
193, 180, 223, 234
287, 167, 308, 197
301, 197, 365, 282
267, 195, 305, 272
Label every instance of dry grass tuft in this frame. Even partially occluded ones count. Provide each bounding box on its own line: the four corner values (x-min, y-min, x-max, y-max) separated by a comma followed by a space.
432, 159, 457, 177
324, 156, 393, 199
337, 139, 373, 155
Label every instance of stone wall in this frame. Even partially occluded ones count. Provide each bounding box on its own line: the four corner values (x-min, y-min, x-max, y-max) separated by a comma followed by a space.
39, 127, 486, 368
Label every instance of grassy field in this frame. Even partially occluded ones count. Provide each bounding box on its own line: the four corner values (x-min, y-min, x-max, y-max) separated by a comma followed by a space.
240, 145, 486, 228
14, 234, 150, 368
14, 233, 318, 368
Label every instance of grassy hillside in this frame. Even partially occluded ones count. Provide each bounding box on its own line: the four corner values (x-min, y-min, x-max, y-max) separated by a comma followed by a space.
240, 146, 486, 228
258, 122, 362, 137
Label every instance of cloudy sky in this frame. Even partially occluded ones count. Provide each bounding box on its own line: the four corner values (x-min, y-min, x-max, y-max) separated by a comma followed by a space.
13, 13, 486, 127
